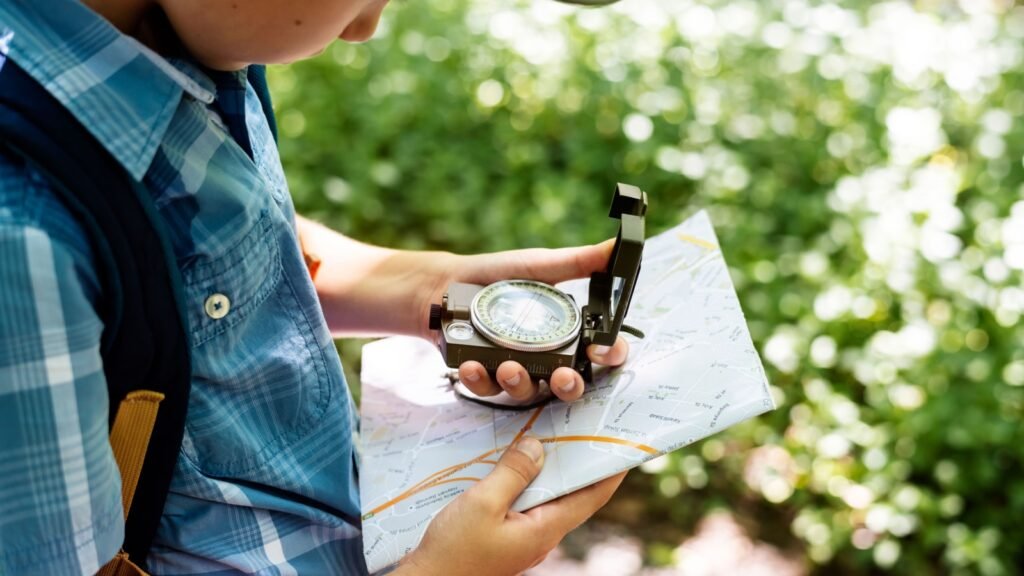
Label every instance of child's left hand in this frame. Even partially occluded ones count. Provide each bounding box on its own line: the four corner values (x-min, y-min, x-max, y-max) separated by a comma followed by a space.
436, 239, 630, 403
298, 216, 629, 402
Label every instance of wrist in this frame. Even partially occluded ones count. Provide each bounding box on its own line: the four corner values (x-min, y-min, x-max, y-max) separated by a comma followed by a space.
297, 215, 464, 337
409, 250, 460, 340
315, 245, 460, 338
393, 550, 440, 576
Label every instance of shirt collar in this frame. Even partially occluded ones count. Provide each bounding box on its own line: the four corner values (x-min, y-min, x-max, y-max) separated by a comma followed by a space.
0, 0, 216, 180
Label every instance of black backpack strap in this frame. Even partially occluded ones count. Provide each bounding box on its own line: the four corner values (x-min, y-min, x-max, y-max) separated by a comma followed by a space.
0, 58, 191, 568
247, 64, 278, 143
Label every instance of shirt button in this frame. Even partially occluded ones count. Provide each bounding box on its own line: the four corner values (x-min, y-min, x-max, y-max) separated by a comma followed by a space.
204, 293, 231, 320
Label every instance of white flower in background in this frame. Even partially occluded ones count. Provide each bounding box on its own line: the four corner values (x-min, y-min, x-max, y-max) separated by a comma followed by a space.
885, 107, 946, 165
1003, 200, 1024, 270
623, 113, 655, 142
764, 329, 802, 373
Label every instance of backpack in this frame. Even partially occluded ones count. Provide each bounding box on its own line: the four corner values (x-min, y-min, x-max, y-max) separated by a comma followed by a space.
0, 56, 278, 572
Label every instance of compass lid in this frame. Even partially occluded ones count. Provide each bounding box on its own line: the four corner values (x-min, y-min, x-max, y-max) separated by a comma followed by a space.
585, 183, 647, 346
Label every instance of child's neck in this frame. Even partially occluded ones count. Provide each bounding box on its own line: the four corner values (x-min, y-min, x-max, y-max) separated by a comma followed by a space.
83, 0, 150, 36
83, 0, 183, 58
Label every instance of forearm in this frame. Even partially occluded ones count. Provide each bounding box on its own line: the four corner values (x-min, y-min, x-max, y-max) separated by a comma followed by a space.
295, 215, 613, 339
296, 214, 454, 338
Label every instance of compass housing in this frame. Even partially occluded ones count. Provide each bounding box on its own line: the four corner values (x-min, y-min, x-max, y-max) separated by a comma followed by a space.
429, 183, 647, 387
582, 183, 647, 348
435, 282, 582, 381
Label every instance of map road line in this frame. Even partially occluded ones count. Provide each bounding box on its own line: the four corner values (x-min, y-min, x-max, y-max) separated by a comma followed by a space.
399, 404, 545, 495
511, 406, 545, 445
676, 233, 718, 250
366, 436, 656, 517
366, 408, 546, 517
539, 435, 657, 455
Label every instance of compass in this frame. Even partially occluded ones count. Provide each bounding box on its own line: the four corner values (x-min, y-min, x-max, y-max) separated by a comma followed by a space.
429, 183, 648, 409
470, 280, 581, 352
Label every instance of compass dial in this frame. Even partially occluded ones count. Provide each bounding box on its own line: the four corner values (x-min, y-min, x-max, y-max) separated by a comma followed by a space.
470, 280, 581, 352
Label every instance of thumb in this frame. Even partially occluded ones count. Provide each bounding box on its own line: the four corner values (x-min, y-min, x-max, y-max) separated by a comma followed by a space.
542, 238, 615, 284
471, 239, 614, 286
472, 437, 545, 513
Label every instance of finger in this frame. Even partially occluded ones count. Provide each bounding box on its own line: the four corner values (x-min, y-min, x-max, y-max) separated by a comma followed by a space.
587, 337, 629, 367
524, 472, 627, 539
518, 239, 616, 285
464, 437, 545, 515
550, 367, 584, 402
463, 239, 615, 286
495, 361, 537, 401
458, 361, 502, 397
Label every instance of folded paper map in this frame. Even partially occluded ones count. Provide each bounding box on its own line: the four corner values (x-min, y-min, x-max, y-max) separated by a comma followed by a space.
358, 210, 775, 573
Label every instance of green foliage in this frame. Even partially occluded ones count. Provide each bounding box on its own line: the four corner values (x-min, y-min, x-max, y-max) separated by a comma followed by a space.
271, 0, 1024, 573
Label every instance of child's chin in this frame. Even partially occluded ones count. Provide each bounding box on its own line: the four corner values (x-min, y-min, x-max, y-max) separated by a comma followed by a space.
275, 46, 326, 66
339, 28, 374, 43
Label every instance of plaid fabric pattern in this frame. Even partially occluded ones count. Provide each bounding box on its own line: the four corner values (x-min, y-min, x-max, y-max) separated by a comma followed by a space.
0, 2, 366, 575
206, 69, 256, 160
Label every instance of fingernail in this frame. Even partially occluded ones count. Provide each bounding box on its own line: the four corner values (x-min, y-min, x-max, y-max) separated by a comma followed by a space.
593, 345, 610, 356
466, 371, 480, 383
516, 437, 544, 463
504, 374, 521, 388
559, 379, 577, 393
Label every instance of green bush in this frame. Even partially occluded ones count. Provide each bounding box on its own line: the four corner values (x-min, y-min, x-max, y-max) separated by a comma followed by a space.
271, 0, 1024, 572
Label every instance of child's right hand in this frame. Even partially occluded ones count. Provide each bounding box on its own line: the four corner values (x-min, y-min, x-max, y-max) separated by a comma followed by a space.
393, 437, 626, 576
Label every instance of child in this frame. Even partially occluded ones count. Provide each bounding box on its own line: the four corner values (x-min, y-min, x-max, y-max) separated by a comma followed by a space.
0, 0, 629, 574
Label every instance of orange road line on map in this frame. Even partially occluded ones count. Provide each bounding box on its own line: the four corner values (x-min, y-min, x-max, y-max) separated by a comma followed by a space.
364, 477, 482, 520
368, 407, 546, 516
511, 406, 544, 445
677, 233, 718, 250
427, 477, 481, 489
366, 451, 499, 518
365, 407, 656, 518
402, 448, 499, 493
540, 435, 657, 455
402, 405, 542, 494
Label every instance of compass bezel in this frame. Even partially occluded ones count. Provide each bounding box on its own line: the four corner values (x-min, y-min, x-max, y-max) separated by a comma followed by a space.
470, 280, 582, 352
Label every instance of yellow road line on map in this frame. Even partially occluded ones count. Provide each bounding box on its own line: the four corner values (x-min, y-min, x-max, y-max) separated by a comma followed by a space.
677, 233, 718, 250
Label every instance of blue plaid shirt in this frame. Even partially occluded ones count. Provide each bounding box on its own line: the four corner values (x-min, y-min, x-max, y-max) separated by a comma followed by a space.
0, 2, 366, 574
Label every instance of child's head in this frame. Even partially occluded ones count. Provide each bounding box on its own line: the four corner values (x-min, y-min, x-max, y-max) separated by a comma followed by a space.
152, 0, 619, 71
156, 0, 390, 70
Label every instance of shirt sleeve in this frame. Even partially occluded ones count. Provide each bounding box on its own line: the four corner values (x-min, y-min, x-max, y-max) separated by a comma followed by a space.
0, 163, 124, 574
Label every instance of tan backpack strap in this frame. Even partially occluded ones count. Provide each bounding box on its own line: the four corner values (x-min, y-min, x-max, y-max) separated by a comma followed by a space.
97, 551, 148, 576
97, 390, 164, 576
109, 390, 164, 517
